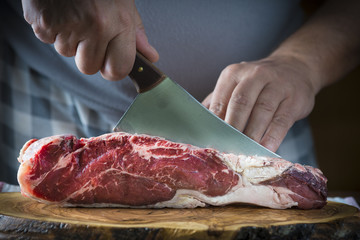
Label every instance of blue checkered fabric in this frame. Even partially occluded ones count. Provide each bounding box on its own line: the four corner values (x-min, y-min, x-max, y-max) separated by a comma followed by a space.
0, 43, 113, 184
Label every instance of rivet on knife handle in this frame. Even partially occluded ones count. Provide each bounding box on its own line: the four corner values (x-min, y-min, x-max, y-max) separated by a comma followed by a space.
129, 52, 166, 93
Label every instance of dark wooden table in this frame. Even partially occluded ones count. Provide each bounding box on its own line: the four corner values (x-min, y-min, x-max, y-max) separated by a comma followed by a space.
0, 192, 359, 239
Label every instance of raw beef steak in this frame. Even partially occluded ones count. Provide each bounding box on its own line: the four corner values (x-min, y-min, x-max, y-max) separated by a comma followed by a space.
17, 132, 327, 209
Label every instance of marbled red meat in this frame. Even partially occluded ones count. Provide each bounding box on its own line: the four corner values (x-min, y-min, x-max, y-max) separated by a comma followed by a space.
17, 132, 327, 209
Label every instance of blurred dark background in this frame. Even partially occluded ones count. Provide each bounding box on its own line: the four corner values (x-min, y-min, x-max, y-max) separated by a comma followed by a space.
310, 66, 360, 192
301, 0, 360, 194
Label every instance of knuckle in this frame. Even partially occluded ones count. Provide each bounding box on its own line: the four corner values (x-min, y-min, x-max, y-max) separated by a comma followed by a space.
32, 24, 43, 37
209, 102, 227, 116
265, 134, 279, 144
249, 65, 268, 81
256, 99, 276, 113
244, 128, 262, 142
34, 31, 54, 44
82, 67, 99, 76
245, 62, 271, 82
23, 12, 32, 24
38, 14, 53, 31
76, 59, 99, 76
272, 112, 293, 129
223, 63, 240, 73
262, 134, 281, 150
119, 11, 134, 27
77, 65, 92, 75
101, 64, 131, 81
251, 64, 264, 74
31, 16, 56, 43
230, 93, 251, 110
91, 13, 108, 35
55, 45, 75, 57
114, 11, 134, 34
221, 64, 241, 81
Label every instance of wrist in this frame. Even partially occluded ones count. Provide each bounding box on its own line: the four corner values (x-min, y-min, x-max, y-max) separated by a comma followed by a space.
267, 51, 323, 95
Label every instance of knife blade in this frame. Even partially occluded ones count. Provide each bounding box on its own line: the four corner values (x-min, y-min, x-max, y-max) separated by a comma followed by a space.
113, 52, 279, 157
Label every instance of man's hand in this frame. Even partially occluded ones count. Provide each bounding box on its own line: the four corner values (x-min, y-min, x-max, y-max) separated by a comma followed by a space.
204, 0, 360, 152
203, 55, 317, 152
21, 0, 159, 80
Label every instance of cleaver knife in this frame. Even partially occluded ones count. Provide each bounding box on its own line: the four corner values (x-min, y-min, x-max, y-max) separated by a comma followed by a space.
113, 52, 279, 157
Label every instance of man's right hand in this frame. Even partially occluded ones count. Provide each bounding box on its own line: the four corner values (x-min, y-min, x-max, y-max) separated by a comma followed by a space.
21, 0, 159, 80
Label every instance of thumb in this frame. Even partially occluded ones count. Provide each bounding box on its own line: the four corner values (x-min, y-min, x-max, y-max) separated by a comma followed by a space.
134, 9, 159, 62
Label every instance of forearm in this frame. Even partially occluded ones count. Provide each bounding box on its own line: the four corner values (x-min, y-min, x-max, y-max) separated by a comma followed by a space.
270, 0, 360, 94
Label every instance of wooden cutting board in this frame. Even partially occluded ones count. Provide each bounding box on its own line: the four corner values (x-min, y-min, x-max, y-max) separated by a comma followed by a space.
0, 192, 359, 239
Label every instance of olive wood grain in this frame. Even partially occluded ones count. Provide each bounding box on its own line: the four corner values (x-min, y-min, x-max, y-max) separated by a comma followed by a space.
0, 193, 359, 239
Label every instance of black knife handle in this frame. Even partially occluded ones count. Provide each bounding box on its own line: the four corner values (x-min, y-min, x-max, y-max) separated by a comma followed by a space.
129, 52, 166, 93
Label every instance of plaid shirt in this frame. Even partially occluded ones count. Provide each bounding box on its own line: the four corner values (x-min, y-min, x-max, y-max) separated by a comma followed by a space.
0, 44, 114, 184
